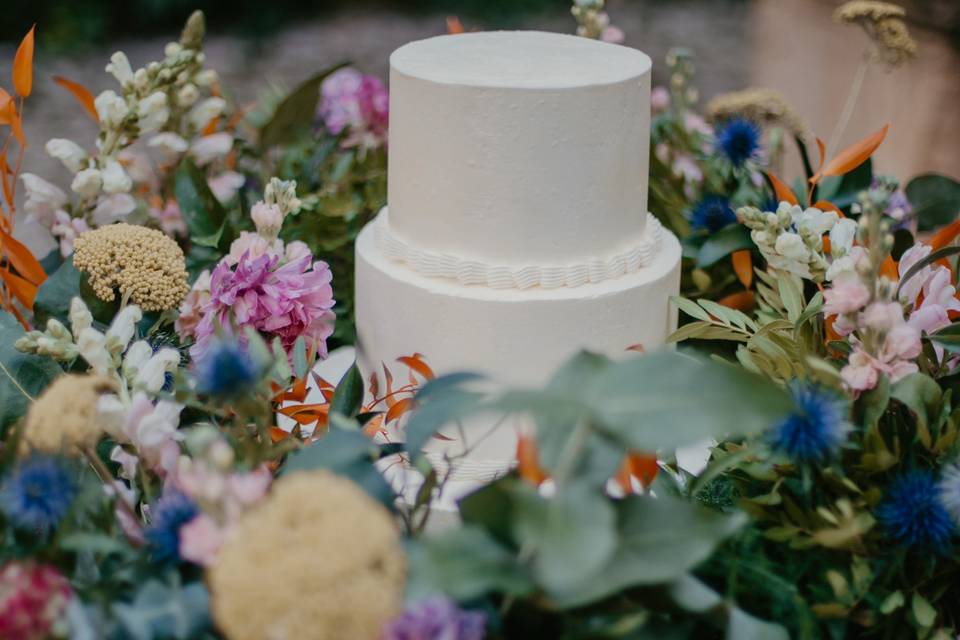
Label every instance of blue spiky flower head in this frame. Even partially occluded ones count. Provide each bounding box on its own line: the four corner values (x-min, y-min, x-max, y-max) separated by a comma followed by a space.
715, 117, 762, 168
689, 195, 737, 233
769, 382, 850, 463
194, 339, 259, 398
938, 463, 960, 527
144, 492, 199, 563
0, 454, 77, 535
877, 470, 955, 552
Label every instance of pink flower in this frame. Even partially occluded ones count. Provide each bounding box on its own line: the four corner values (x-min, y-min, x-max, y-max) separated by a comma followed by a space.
651, 87, 670, 113
823, 275, 871, 315
149, 199, 187, 237
0, 563, 72, 640
671, 154, 703, 184
176, 270, 212, 340
861, 302, 904, 332
228, 467, 272, 507
225, 231, 283, 266
600, 25, 625, 44
250, 202, 284, 239
841, 348, 879, 391
898, 244, 932, 305
179, 513, 225, 567
881, 324, 922, 361
208, 171, 245, 204
190, 250, 335, 362
50, 210, 89, 257
319, 68, 389, 152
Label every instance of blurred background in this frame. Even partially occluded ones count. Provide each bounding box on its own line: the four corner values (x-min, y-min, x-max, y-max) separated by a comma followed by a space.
0, 0, 958, 183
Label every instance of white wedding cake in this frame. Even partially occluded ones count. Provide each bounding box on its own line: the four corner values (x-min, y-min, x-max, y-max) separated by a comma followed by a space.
355, 31, 681, 481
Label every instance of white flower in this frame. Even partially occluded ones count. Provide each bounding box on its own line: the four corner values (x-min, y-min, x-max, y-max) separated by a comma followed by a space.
105, 52, 134, 86
71, 168, 102, 199
177, 84, 199, 108
69, 297, 94, 335
829, 218, 857, 258
188, 97, 225, 131
97, 394, 128, 440
133, 68, 149, 90
775, 232, 810, 261
788, 204, 838, 236
77, 327, 111, 375
190, 132, 233, 166
94, 90, 130, 128
101, 159, 132, 194
138, 91, 169, 134
208, 171, 245, 203
148, 132, 189, 156
93, 193, 137, 225
264, 178, 301, 216
45, 139, 88, 173
20, 173, 67, 227
135, 348, 180, 393
195, 69, 218, 87
126, 394, 183, 452
826, 246, 867, 282
164, 42, 182, 58
105, 306, 143, 354
122, 340, 153, 379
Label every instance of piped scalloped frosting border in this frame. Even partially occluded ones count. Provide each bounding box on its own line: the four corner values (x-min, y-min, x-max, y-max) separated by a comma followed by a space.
374, 208, 663, 290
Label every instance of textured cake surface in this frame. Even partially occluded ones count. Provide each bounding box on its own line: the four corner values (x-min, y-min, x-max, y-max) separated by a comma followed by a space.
387, 31, 652, 268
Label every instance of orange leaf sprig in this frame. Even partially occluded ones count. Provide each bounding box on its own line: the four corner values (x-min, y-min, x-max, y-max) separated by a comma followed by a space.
0, 26, 46, 326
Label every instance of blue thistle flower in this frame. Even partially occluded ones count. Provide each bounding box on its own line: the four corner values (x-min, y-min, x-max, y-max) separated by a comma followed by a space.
769, 382, 850, 463
715, 117, 761, 168
689, 195, 737, 233
383, 597, 486, 640
938, 463, 960, 527
0, 455, 77, 535
144, 492, 199, 563
195, 340, 259, 397
877, 470, 955, 552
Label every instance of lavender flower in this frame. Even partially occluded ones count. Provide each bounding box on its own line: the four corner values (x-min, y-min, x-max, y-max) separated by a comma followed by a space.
383, 597, 485, 640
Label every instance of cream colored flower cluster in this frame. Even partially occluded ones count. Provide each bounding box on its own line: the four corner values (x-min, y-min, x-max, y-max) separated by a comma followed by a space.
834, 1, 917, 68
208, 470, 405, 640
21, 374, 115, 456
73, 223, 189, 312
706, 88, 807, 138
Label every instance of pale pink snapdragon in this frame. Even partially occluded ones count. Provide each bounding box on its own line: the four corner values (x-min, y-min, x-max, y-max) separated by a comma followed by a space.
823, 275, 871, 316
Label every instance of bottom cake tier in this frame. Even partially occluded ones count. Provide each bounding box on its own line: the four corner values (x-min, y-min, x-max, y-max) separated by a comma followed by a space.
354, 212, 682, 482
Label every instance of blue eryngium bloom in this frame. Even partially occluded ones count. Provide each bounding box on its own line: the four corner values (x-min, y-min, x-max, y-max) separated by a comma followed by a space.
195, 340, 259, 397
0, 455, 77, 535
939, 463, 960, 526
769, 382, 850, 463
877, 471, 955, 552
715, 117, 761, 168
145, 492, 199, 562
689, 195, 737, 233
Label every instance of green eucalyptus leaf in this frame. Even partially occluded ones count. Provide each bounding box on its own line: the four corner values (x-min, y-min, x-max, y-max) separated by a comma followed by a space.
175, 158, 229, 251
330, 362, 364, 418
551, 495, 747, 608
32, 256, 81, 327
907, 173, 960, 232
260, 63, 349, 148
0, 312, 62, 435
697, 224, 753, 267
511, 481, 617, 594
929, 323, 960, 354
911, 592, 937, 628
404, 525, 533, 602
405, 379, 485, 457
112, 579, 211, 640
292, 336, 308, 379
281, 429, 394, 507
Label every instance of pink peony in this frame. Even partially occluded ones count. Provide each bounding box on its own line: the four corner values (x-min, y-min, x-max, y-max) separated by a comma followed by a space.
224, 231, 283, 266
0, 563, 72, 640
823, 275, 871, 316
190, 250, 335, 362
319, 68, 389, 152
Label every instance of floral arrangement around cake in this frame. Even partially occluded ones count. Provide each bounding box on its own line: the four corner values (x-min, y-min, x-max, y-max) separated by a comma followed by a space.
0, 1, 956, 639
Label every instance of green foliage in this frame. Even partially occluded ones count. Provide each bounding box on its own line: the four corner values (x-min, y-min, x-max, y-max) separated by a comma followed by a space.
0, 312, 61, 434
259, 65, 347, 149
906, 173, 960, 232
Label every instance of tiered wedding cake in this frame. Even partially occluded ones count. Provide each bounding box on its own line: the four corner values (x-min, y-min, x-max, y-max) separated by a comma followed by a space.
355, 31, 681, 480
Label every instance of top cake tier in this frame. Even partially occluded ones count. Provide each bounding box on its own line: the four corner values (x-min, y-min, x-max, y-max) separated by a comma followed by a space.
387, 31, 652, 269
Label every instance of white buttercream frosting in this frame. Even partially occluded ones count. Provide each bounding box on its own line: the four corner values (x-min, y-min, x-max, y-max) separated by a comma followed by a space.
387, 31, 652, 268
375, 208, 663, 290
